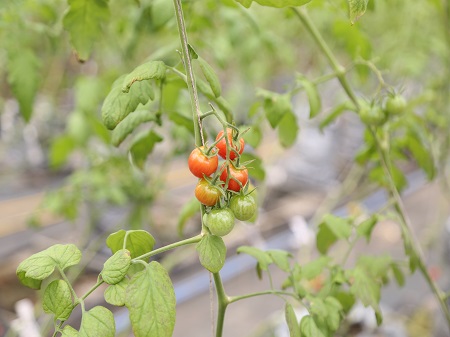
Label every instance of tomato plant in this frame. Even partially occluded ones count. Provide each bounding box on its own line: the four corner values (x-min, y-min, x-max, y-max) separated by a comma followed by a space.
188, 146, 218, 178
204, 208, 235, 237
220, 164, 249, 192
194, 178, 221, 206
215, 128, 245, 160
230, 194, 257, 221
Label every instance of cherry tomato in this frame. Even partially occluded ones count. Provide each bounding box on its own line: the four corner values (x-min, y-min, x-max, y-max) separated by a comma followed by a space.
188, 146, 218, 178
220, 164, 248, 192
384, 95, 406, 115
359, 103, 387, 126
205, 208, 235, 236
195, 179, 221, 206
230, 194, 257, 221
215, 128, 245, 160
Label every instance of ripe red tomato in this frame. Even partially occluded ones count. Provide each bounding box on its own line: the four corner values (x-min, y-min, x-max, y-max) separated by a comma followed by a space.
215, 128, 245, 160
195, 178, 221, 206
220, 164, 248, 192
205, 208, 235, 236
188, 146, 218, 178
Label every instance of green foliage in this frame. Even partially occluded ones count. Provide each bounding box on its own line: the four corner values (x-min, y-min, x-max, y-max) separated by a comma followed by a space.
347, 0, 370, 24
296, 75, 321, 118
285, 303, 300, 337
316, 215, 352, 254
129, 130, 163, 169
101, 249, 131, 285
177, 197, 201, 236
111, 109, 160, 146
125, 262, 176, 337
79, 306, 115, 337
236, 0, 311, 9
104, 278, 128, 306
197, 57, 222, 98
196, 234, 227, 273
122, 61, 167, 93
43, 280, 74, 320
106, 230, 155, 259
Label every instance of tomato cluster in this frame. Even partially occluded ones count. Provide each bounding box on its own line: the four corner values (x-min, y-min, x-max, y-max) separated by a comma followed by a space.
187, 128, 257, 236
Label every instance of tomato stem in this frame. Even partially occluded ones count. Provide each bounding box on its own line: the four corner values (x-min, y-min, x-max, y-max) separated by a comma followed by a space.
213, 272, 229, 337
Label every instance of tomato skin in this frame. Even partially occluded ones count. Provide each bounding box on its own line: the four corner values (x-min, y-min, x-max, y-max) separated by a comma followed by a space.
188, 147, 218, 178
216, 129, 245, 160
230, 195, 257, 221
195, 179, 221, 206
220, 165, 248, 192
205, 208, 235, 236
359, 104, 387, 126
385, 95, 406, 115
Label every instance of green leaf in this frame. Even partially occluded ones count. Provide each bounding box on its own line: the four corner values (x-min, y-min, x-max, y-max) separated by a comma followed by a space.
302, 256, 331, 280
299, 316, 326, 337
285, 303, 300, 337
17, 244, 82, 289
49, 135, 77, 169
79, 306, 115, 337
197, 58, 222, 98
122, 61, 166, 93
7, 49, 41, 121
188, 44, 199, 59
348, 0, 369, 24
177, 197, 201, 237
106, 230, 155, 259
129, 130, 163, 169
297, 75, 321, 118
324, 297, 343, 331
237, 246, 272, 271
111, 110, 159, 146
316, 215, 351, 254
242, 125, 262, 148
102, 77, 154, 130
267, 250, 292, 272
406, 134, 435, 180
257, 89, 293, 128
101, 249, 131, 285
196, 235, 227, 273
168, 111, 195, 134
278, 111, 299, 148
236, 0, 311, 8
319, 102, 352, 131
61, 326, 79, 337
356, 255, 392, 279
333, 291, 356, 313
391, 263, 405, 287
240, 153, 266, 181
63, 0, 110, 61
43, 280, 74, 320
104, 278, 129, 306
356, 215, 378, 242
126, 262, 176, 337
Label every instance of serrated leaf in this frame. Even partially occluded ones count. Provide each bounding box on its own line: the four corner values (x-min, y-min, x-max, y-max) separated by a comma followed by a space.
356, 215, 378, 242
43, 280, 74, 320
196, 235, 226, 273
79, 306, 115, 337
285, 303, 300, 337
237, 246, 272, 271
111, 110, 159, 146
122, 61, 166, 93
357, 255, 392, 279
348, 0, 369, 24
102, 78, 154, 130
177, 197, 201, 237
302, 256, 331, 280
299, 316, 326, 337
17, 244, 82, 289
61, 326, 79, 337
130, 130, 163, 169
106, 230, 155, 259
104, 278, 129, 306
278, 110, 299, 148
7, 49, 41, 121
101, 249, 131, 285
297, 75, 321, 118
258, 90, 292, 128
236, 0, 311, 8
63, 0, 110, 61
267, 250, 292, 272
316, 215, 351, 254
349, 267, 381, 321
126, 262, 176, 337
197, 58, 221, 98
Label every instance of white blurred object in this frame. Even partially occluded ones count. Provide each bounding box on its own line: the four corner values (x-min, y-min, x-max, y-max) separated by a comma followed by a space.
12, 299, 41, 337
288, 215, 315, 248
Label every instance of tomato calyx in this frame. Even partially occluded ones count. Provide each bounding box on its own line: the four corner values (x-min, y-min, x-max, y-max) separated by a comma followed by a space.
219, 162, 249, 192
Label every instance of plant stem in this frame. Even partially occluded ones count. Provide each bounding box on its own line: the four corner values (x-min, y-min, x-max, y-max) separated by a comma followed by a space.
229, 290, 298, 304
133, 234, 202, 261
80, 279, 104, 301
294, 6, 450, 329
292, 8, 359, 108
172, 0, 203, 147
58, 268, 78, 302
213, 272, 230, 337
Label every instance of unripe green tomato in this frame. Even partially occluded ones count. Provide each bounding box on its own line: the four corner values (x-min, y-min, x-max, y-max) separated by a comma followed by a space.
385, 95, 407, 115
205, 208, 235, 237
359, 105, 387, 126
230, 195, 257, 221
